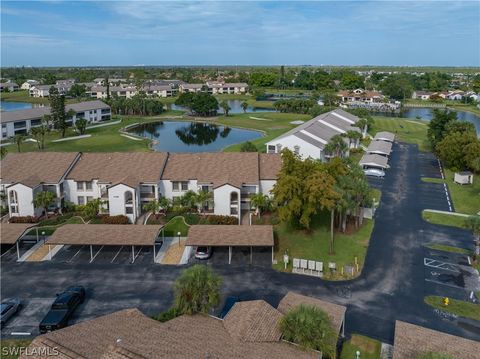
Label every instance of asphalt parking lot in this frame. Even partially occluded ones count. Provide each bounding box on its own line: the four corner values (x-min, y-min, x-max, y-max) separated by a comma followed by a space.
50, 244, 162, 265
1, 241, 37, 263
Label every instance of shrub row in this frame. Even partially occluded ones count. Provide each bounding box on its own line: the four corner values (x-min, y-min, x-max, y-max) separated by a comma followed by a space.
9, 216, 40, 223
39, 212, 75, 226
199, 215, 238, 225
100, 215, 130, 224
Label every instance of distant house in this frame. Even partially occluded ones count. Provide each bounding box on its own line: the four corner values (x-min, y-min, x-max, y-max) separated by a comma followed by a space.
265, 109, 365, 161
179, 82, 248, 94
0, 82, 19, 92
29, 85, 51, 97
337, 88, 385, 103
20, 80, 39, 90
179, 83, 204, 93
411, 91, 433, 100
1, 100, 111, 139
446, 90, 464, 100
89, 85, 175, 99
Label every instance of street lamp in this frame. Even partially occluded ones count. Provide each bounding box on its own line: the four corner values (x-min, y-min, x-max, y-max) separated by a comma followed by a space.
178, 231, 181, 247
356, 350, 360, 359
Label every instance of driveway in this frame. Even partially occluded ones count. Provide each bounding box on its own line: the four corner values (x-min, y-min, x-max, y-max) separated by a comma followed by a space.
1, 142, 479, 343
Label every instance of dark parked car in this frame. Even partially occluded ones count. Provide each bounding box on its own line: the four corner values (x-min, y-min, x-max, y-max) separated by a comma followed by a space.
39, 286, 85, 334
0, 298, 21, 327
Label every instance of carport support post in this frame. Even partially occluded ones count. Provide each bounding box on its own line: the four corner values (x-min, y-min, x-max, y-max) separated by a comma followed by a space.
228, 246, 232, 265
153, 244, 156, 263
271, 247, 274, 264
132, 245, 135, 263
250, 246, 252, 264
16, 240, 20, 260
48, 245, 52, 261
90, 245, 93, 262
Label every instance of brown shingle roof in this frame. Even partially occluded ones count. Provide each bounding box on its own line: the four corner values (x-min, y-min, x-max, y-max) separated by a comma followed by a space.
1, 152, 80, 187
0, 223, 37, 244
224, 300, 283, 342
259, 153, 282, 180
47, 224, 162, 246
66, 152, 169, 186
393, 321, 480, 359
186, 225, 274, 247
24, 308, 318, 359
277, 292, 346, 335
162, 152, 261, 188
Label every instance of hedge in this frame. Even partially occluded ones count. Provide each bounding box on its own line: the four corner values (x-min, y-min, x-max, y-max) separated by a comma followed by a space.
9, 216, 39, 223
100, 215, 130, 224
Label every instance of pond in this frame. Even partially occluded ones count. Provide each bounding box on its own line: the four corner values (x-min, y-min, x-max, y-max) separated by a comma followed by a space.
0, 100, 37, 111
382, 107, 480, 135
127, 121, 263, 152
170, 99, 275, 114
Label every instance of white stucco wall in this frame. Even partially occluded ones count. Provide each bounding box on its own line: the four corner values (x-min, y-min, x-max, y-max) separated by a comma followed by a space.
159, 180, 198, 200
260, 180, 276, 196
108, 184, 137, 223
266, 135, 323, 160
213, 184, 240, 218
7, 183, 37, 217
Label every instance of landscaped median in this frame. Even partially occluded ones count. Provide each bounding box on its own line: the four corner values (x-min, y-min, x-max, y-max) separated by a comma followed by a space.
340, 334, 381, 359
424, 295, 480, 321
422, 210, 469, 229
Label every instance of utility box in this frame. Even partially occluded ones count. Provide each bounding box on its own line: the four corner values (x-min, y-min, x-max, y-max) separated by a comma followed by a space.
454, 171, 473, 185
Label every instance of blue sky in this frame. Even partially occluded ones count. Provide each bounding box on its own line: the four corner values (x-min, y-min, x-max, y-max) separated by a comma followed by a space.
1, 1, 479, 67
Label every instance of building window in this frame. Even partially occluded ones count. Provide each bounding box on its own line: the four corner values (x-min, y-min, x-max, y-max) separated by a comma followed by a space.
294, 145, 300, 155
86, 196, 93, 203
181, 182, 188, 191
85, 181, 93, 191
77, 196, 85, 205
276, 144, 282, 152
77, 182, 84, 191
125, 207, 133, 214
10, 205, 18, 214
173, 181, 188, 192
9, 190, 18, 204
267, 145, 276, 154
172, 182, 180, 191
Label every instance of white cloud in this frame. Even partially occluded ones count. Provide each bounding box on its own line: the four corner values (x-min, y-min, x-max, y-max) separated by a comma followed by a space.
1, 32, 72, 47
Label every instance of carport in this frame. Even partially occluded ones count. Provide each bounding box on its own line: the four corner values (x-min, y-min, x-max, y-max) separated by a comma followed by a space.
0, 223, 37, 260
186, 225, 274, 265
366, 140, 392, 156
373, 131, 395, 142
360, 153, 390, 169
46, 224, 163, 263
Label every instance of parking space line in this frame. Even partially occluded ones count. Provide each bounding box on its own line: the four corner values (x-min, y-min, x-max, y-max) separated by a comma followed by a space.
111, 246, 124, 263
425, 278, 463, 289
423, 258, 458, 272
132, 247, 143, 263
68, 246, 84, 262
90, 245, 104, 263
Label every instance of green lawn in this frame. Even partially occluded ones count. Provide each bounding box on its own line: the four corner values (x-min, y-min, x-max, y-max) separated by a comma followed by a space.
0, 339, 33, 359
340, 334, 381, 359
218, 112, 311, 152
424, 296, 480, 321
421, 211, 468, 229
371, 116, 430, 151
421, 177, 445, 184
163, 216, 190, 237
443, 169, 480, 215
425, 244, 472, 255
273, 212, 375, 280
1, 90, 50, 104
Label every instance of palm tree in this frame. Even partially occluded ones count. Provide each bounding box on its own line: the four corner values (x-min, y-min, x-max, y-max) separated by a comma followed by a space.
241, 101, 249, 113
13, 134, 25, 153
250, 193, 271, 217
344, 130, 362, 148
324, 135, 348, 158
195, 190, 212, 214
33, 191, 57, 219
465, 215, 480, 256
220, 100, 231, 116
75, 118, 88, 135
174, 265, 222, 315
279, 304, 337, 358
81, 198, 104, 219
31, 122, 49, 150
0, 146, 8, 159
143, 199, 163, 215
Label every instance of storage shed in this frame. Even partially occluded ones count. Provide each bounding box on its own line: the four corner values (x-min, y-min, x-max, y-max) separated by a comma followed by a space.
454, 171, 473, 185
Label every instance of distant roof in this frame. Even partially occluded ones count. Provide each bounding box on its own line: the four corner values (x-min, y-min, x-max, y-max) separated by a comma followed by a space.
366, 140, 392, 155
359, 153, 389, 169
25, 308, 318, 359
47, 224, 162, 246
162, 152, 276, 188
456, 171, 473, 176
186, 225, 274, 247
66, 152, 169, 186
268, 109, 361, 150
373, 131, 395, 142
0, 223, 37, 244
277, 292, 346, 335
180, 83, 203, 89
224, 300, 283, 342
1, 152, 80, 187
393, 321, 480, 359
1, 100, 110, 123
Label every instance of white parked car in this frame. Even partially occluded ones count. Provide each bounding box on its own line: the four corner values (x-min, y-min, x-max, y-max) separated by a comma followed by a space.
364, 168, 385, 178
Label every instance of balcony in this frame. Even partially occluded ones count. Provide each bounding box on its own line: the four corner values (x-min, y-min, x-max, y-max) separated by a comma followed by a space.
140, 192, 155, 199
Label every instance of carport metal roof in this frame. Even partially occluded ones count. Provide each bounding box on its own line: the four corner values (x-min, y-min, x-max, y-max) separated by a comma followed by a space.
0, 223, 37, 244
186, 225, 274, 247
47, 224, 163, 246
359, 153, 389, 169
373, 131, 395, 142
366, 140, 392, 156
